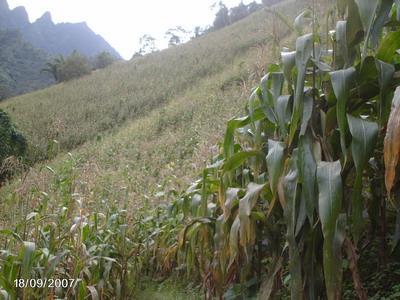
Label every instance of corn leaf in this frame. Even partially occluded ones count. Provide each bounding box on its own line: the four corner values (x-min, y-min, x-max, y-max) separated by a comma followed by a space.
238, 182, 266, 247
329, 67, 356, 163
266, 140, 286, 198
376, 59, 395, 124
336, 21, 349, 67
229, 217, 241, 267
276, 95, 291, 136
354, 0, 380, 59
384, 87, 400, 194
281, 51, 296, 84
347, 114, 378, 243
224, 109, 264, 159
370, 0, 393, 49
317, 161, 343, 300
223, 150, 264, 173
377, 31, 400, 63
290, 33, 313, 144
298, 132, 317, 223
282, 157, 302, 299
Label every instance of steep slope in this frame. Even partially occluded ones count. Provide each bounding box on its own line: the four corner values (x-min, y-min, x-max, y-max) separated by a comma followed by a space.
0, 0, 301, 161
0, 0, 120, 58
0, 0, 305, 200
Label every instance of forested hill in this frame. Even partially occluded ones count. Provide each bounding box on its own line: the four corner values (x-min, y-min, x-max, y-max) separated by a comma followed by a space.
0, 0, 120, 58
0, 0, 121, 99
0, 29, 54, 99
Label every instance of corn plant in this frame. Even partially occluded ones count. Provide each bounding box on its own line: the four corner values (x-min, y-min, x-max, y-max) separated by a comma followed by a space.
161, 0, 400, 298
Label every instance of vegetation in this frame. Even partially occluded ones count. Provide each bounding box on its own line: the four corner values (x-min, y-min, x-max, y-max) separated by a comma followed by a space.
41, 51, 92, 82
93, 52, 115, 70
1, 0, 400, 299
0, 1, 296, 162
0, 29, 53, 99
0, 109, 26, 182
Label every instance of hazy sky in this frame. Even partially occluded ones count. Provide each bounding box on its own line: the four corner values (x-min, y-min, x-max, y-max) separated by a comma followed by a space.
8, 0, 261, 59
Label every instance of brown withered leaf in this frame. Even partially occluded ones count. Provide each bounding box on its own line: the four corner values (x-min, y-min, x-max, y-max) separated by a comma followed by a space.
384, 87, 400, 194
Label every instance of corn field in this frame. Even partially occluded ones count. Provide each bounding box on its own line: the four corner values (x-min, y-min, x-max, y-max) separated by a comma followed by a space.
1, 0, 400, 299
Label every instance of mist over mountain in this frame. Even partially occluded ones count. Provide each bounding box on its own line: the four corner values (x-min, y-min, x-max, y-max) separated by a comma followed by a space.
0, 0, 120, 58
0, 0, 121, 99
0, 28, 54, 99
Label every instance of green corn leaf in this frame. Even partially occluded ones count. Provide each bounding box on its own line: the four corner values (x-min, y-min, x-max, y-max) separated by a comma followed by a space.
289, 33, 313, 145
294, 9, 312, 35
376, 59, 395, 124
347, 115, 379, 174
347, 0, 364, 48
336, 21, 349, 67
370, 0, 393, 49
354, 0, 380, 59
317, 161, 343, 238
317, 161, 343, 300
266, 140, 286, 197
282, 157, 302, 299
20, 241, 36, 280
329, 67, 356, 164
396, 0, 400, 21
224, 109, 265, 159
347, 114, 378, 243
377, 31, 400, 63
300, 92, 313, 136
223, 150, 263, 173
258, 79, 276, 123
276, 95, 291, 136
298, 132, 317, 223
281, 51, 296, 84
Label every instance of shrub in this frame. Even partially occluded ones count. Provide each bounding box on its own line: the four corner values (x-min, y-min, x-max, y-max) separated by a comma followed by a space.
57, 51, 91, 81
93, 51, 115, 69
0, 109, 26, 181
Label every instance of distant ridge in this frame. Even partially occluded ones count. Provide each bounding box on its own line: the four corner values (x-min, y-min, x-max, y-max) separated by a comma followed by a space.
0, 0, 120, 58
0, 0, 121, 99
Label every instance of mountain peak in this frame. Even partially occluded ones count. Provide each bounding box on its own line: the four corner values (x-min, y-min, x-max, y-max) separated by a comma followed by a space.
0, 0, 9, 11
35, 11, 53, 25
11, 6, 29, 26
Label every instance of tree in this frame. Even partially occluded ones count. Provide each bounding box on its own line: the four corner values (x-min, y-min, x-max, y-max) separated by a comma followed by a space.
262, 0, 282, 6
57, 51, 91, 82
0, 109, 27, 182
137, 34, 157, 55
94, 51, 115, 69
248, 1, 262, 14
229, 1, 249, 23
213, 2, 230, 30
193, 26, 204, 39
41, 55, 65, 82
165, 26, 188, 47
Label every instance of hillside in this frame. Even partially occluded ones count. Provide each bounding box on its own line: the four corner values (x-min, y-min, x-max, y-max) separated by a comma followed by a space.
3, 0, 399, 299
0, 28, 54, 99
0, 0, 300, 162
